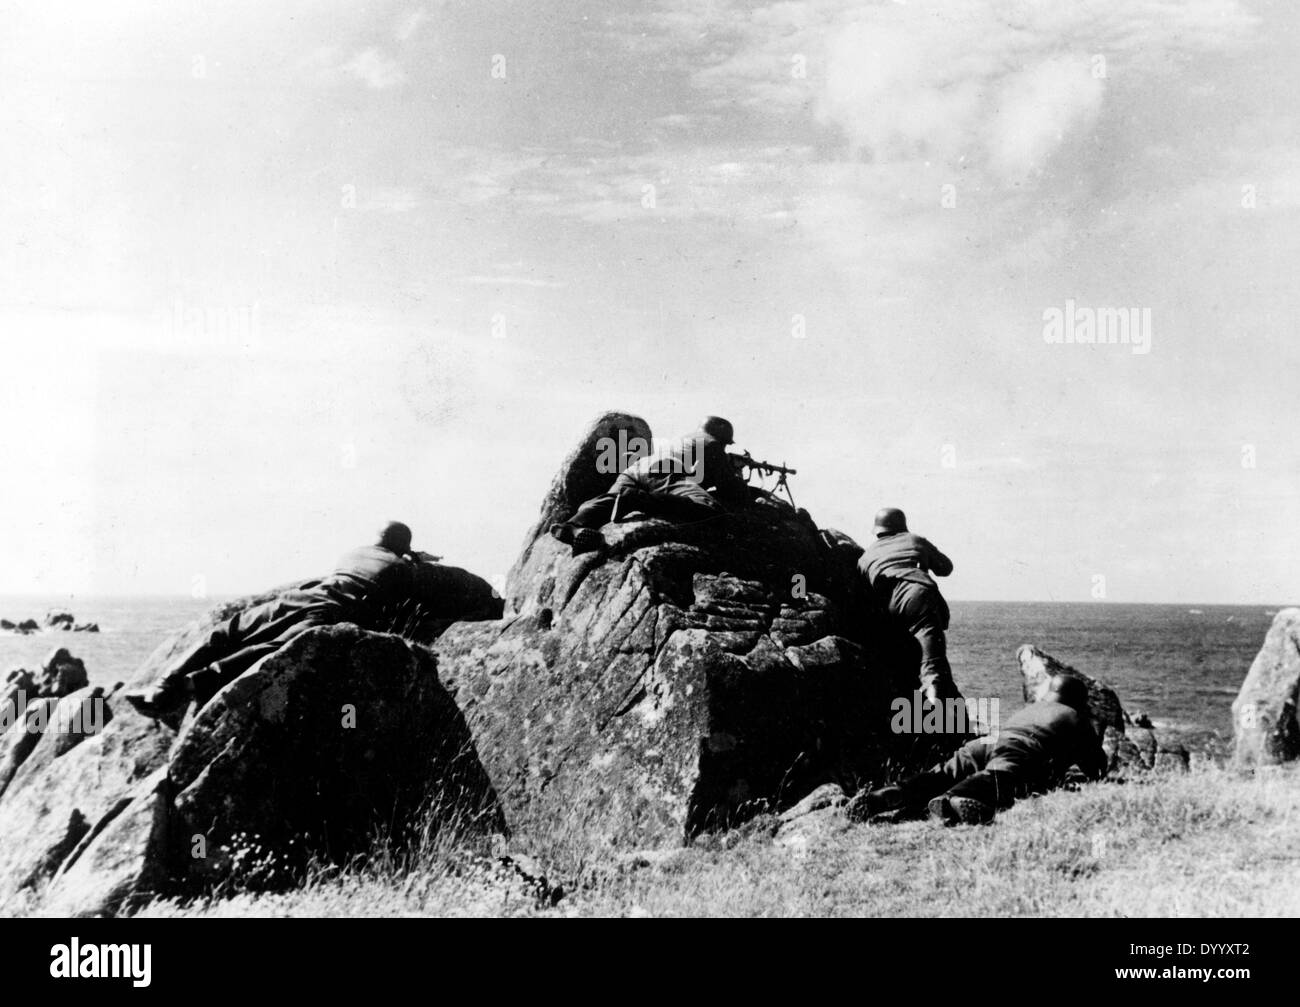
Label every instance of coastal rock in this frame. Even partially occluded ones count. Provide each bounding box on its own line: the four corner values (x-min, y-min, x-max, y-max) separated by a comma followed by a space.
169, 625, 502, 890
73, 623, 100, 634
36, 648, 89, 697
1, 669, 37, 715
1231, 608, 1300, 767
0, 654, 100, 801
15, 620, 38, 635
0, 589, 505, 915
1017, 644, 1126, 736
45, 612, 75, 629
503, 410, 654, 615
0, 698, 60, 796
435, 412, 924, 850
0, 619, 15, 631
42, 769, 172, 918
1020, 645, 1191, 776
4, 687, 114, 798
0, 704, 173, 906
778, 782, 848, 823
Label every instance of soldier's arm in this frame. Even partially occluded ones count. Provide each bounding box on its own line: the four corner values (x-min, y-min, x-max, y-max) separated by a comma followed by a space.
922, 538, 954, 577
708, 441, 753, 504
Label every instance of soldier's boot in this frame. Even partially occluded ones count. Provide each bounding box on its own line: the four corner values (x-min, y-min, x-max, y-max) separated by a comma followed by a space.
846, 785, 908, 823
123, 673, 196, 721
928, 794, 994, 826
549, 523, 605, 556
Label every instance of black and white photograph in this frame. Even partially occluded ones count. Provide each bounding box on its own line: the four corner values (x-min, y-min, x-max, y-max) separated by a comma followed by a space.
0, 0, 1295, 968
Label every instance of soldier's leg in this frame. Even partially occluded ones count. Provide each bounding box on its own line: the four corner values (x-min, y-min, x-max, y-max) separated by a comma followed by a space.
932, 743, 1038, 824
568, 493, 618, 529
194, 614, 327, 702
657, 481, 725, 523
556, 475, 645, 550
893, 583, 959, 702
126, 595, 325, 717
849, 738, 990, 820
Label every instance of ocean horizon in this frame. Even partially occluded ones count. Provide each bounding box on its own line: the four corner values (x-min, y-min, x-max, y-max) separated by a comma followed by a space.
2, 595, 1288, 746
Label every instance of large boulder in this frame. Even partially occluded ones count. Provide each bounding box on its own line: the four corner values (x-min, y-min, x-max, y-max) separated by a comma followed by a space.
435, 413, 924, 850
167, 625, 502, 889
1231, 608, 1300, 767
0, 581, 505, 916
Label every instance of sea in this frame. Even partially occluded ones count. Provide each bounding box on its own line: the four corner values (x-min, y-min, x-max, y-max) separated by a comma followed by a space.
0, 596, 1282, 748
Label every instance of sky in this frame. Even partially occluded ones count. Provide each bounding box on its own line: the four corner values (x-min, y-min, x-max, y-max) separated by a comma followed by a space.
1, 0, 1297, 604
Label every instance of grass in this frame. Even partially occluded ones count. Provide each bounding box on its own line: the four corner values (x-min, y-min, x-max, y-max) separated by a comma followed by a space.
125, 762, 1300, 918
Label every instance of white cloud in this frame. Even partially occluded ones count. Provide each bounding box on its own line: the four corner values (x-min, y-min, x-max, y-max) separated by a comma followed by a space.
342, 47, 407, 89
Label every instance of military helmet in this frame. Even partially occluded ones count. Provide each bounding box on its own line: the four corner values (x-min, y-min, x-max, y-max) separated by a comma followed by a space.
872, 507, 908, 536
378, 521, 413, 554
1046, 673, 1091, 713
701, 416, 735, 444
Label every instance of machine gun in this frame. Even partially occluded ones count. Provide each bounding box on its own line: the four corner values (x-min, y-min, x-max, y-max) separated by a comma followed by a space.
730, 450, 798, 508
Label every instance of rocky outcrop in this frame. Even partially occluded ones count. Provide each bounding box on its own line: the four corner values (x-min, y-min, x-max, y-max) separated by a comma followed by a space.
0, 582, 506, 916
434, 412, 927, 850
1231, 608, 1300, 767
1017, 644, 1189, 774
1017, 644, 1126, 736
1, 649, 96, 798
0, 613, 100, 634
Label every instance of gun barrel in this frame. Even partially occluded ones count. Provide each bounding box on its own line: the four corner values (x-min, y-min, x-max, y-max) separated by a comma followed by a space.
747, 458, 797, 476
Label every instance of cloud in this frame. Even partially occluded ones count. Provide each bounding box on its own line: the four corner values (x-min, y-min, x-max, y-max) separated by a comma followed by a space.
342, 47, 407, 89
626, 0, 1256, 183
301, 44, 408, 90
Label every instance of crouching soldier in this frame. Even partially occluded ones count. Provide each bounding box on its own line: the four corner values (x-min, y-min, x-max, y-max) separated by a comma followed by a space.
550, 416, 753, 554
858, 507, 960, 705
849, 674, 1109, 825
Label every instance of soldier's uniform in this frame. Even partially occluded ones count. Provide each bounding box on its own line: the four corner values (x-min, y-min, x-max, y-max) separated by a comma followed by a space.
874, 699, 1108, 818
858, 530, 957, 699
567, 428, 750, 529
152, 544, 418, 701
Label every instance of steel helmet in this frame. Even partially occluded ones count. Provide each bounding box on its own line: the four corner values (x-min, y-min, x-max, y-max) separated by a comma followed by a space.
377, 521, 413, 554
1046, 674, 1091, 713
872, 507, 908, 536
701, 416, 735, 445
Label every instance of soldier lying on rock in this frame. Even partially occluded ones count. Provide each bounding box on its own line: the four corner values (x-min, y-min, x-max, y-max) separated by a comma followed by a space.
124, 521, 468, 720
550, 415, 759, 555
848, 674, 1108, 826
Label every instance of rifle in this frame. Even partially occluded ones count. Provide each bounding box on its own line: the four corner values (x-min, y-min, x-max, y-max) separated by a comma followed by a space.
730, 450, 798, 507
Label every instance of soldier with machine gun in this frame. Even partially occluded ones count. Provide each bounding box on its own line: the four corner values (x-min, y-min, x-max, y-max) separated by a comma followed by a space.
551, 416, 789, 554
